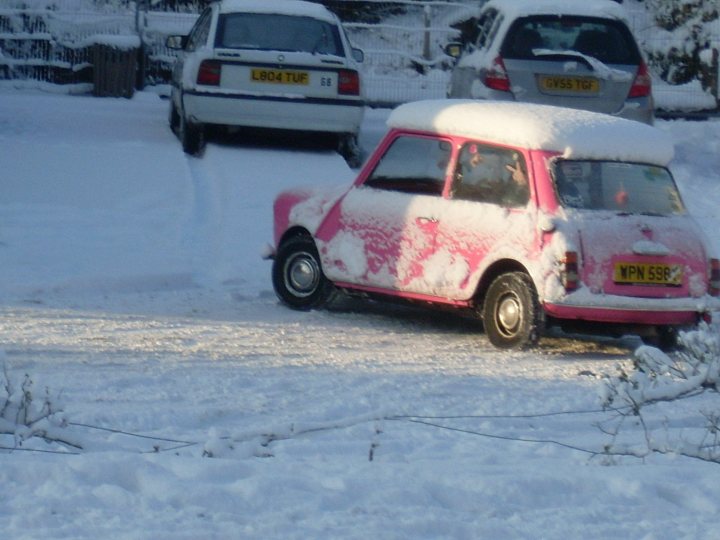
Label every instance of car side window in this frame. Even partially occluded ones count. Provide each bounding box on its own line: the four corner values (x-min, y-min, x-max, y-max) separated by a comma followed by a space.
363, 135, 451, 196
475, 9, 498, 49
186, 8, 212, 52
452, 142, 529, 207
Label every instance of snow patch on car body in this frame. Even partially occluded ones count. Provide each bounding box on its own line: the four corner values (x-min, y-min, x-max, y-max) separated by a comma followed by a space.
219, 0, 339, 23
387, 100, 674, 165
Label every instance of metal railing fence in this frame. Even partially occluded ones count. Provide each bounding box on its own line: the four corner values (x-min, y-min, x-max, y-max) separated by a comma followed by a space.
0, 0, 717, 111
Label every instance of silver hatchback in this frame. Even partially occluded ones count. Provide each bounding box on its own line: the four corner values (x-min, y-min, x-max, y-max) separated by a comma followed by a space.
446, 0, 653, 124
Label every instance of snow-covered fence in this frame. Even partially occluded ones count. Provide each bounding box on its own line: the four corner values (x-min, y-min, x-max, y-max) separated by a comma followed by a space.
1, 0, 718, 112
339, 1, 478, 105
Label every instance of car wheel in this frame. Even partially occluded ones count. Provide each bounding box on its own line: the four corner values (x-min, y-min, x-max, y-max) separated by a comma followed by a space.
338, 133, 362, 168
169, 99, 181, 135
272, 235, 335, 310
179, 109, 205, 156
482, 272, 542, 349
642, 325, 680, 352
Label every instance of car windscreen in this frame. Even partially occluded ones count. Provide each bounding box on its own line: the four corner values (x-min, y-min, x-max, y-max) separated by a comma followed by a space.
501, 16, 641, 65
552, 160, 686, 215
216, 13, 344, 56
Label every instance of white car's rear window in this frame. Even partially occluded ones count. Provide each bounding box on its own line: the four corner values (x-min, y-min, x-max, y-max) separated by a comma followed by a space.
216, 13, 343, 56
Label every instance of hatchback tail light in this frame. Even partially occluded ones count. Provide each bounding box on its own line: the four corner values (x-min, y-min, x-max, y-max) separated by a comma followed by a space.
483, 56, 511, 92
628, 61, 652, 98
710, 258, 720, 297
338, 69, 360, 95
197, 60, 222, 86
561, 252, 579, 291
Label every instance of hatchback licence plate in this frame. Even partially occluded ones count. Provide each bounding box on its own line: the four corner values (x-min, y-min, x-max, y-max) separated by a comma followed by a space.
251, 68, 309, 85
613, 262, 682, 286
538, 75, 599, 94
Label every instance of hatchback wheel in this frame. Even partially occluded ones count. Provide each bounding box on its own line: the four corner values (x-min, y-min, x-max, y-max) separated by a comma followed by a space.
642, 325, 680, 352
272, 235, 335, 310
482, 272, 542, 349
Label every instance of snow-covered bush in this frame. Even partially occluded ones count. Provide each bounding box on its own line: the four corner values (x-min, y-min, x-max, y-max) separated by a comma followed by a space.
645, 0, 719, 90
600, 323, 720, 463
0, 366, 80, 451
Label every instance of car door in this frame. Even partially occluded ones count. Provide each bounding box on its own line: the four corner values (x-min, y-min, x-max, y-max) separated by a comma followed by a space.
315, 134, 453, 295
429, 141, 538, 300
172, 6, 213, 89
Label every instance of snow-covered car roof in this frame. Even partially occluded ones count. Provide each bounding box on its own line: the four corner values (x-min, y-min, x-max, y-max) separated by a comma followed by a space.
387, 100, 674, 165
482, 0, 628, 22
218, 0, 338, 22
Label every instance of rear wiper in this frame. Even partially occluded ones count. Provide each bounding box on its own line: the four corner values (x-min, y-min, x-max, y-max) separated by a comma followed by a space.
533, 50, 594, 70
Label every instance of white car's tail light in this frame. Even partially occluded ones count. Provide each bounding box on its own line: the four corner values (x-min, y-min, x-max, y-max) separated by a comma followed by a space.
338, 69, 360, 95
561, 251, 579, 291
197, 60, 222, 86
484, 56, 511, 92
628, 61, 652, 98
710, 258, 720, 297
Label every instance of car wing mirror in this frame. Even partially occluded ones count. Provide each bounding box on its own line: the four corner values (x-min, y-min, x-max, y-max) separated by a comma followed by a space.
352, 48, 364, 63
166, 35, 188, 50
444, 42, 463, 59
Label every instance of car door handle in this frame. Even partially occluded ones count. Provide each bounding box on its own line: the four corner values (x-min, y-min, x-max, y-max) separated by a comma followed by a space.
416, 217, 438, 224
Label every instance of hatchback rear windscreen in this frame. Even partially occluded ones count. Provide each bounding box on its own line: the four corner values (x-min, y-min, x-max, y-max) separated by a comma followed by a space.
216, 13, 343, 56
552, 160, 685, 215
501, 16, 641, 65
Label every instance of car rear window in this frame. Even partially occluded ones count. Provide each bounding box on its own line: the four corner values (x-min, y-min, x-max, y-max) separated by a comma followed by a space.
501, 16, 641, 65
552, 160, 685, 215
216, 13, 344, 56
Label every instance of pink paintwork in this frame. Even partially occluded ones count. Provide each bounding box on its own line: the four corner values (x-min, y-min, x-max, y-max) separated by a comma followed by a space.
270, 100, 719, 347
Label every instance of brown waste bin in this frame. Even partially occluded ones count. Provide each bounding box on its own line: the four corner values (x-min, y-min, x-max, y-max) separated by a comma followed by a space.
92, 43, 138, 98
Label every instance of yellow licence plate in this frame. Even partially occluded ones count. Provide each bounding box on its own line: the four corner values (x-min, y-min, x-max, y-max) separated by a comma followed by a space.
539, 76, 599, 94
250, 68, 309, 85
614, 263, 682, 286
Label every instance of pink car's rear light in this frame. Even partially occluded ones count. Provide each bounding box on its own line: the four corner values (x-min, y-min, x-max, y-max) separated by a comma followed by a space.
710, 258, 720, 297
561, 251, 579, 291
484, 56, 511, 92
628, 61, 652, 98
338, 69, 360, 95
197, 60, 222, 86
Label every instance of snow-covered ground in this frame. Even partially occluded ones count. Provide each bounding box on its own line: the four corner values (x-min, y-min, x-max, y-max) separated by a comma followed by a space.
1, 89, 720, 539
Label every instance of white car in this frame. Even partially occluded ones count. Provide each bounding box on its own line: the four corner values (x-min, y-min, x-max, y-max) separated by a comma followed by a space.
167, 0, 365, 164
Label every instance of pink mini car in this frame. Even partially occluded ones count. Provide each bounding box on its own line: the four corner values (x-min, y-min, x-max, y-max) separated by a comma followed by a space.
269, 100, 720, 349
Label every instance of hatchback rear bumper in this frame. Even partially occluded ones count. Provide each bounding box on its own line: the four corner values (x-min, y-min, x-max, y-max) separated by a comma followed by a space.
543, 295, 717, 325
183, 90, 364, 133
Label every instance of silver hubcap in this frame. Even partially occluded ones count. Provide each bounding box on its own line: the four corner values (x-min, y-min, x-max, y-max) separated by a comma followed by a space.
286, 253, 319, 298
496, 294, 521, 336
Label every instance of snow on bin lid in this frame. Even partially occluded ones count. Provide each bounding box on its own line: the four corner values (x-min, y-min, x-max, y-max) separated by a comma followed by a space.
388, 100, 674, 165
219, 0, 337, 21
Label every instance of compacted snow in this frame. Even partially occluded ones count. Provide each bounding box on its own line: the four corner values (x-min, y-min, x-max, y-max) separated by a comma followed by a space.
1, 88, 720, 539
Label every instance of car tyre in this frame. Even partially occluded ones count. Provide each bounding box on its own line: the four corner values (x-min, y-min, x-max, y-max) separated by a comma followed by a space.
642, 325, 680, 352
169, 99, 181, 135
482, 272, 542, 349
272, 235, 335, 310
179, 108, 205, 156
338, 133, 362, 168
